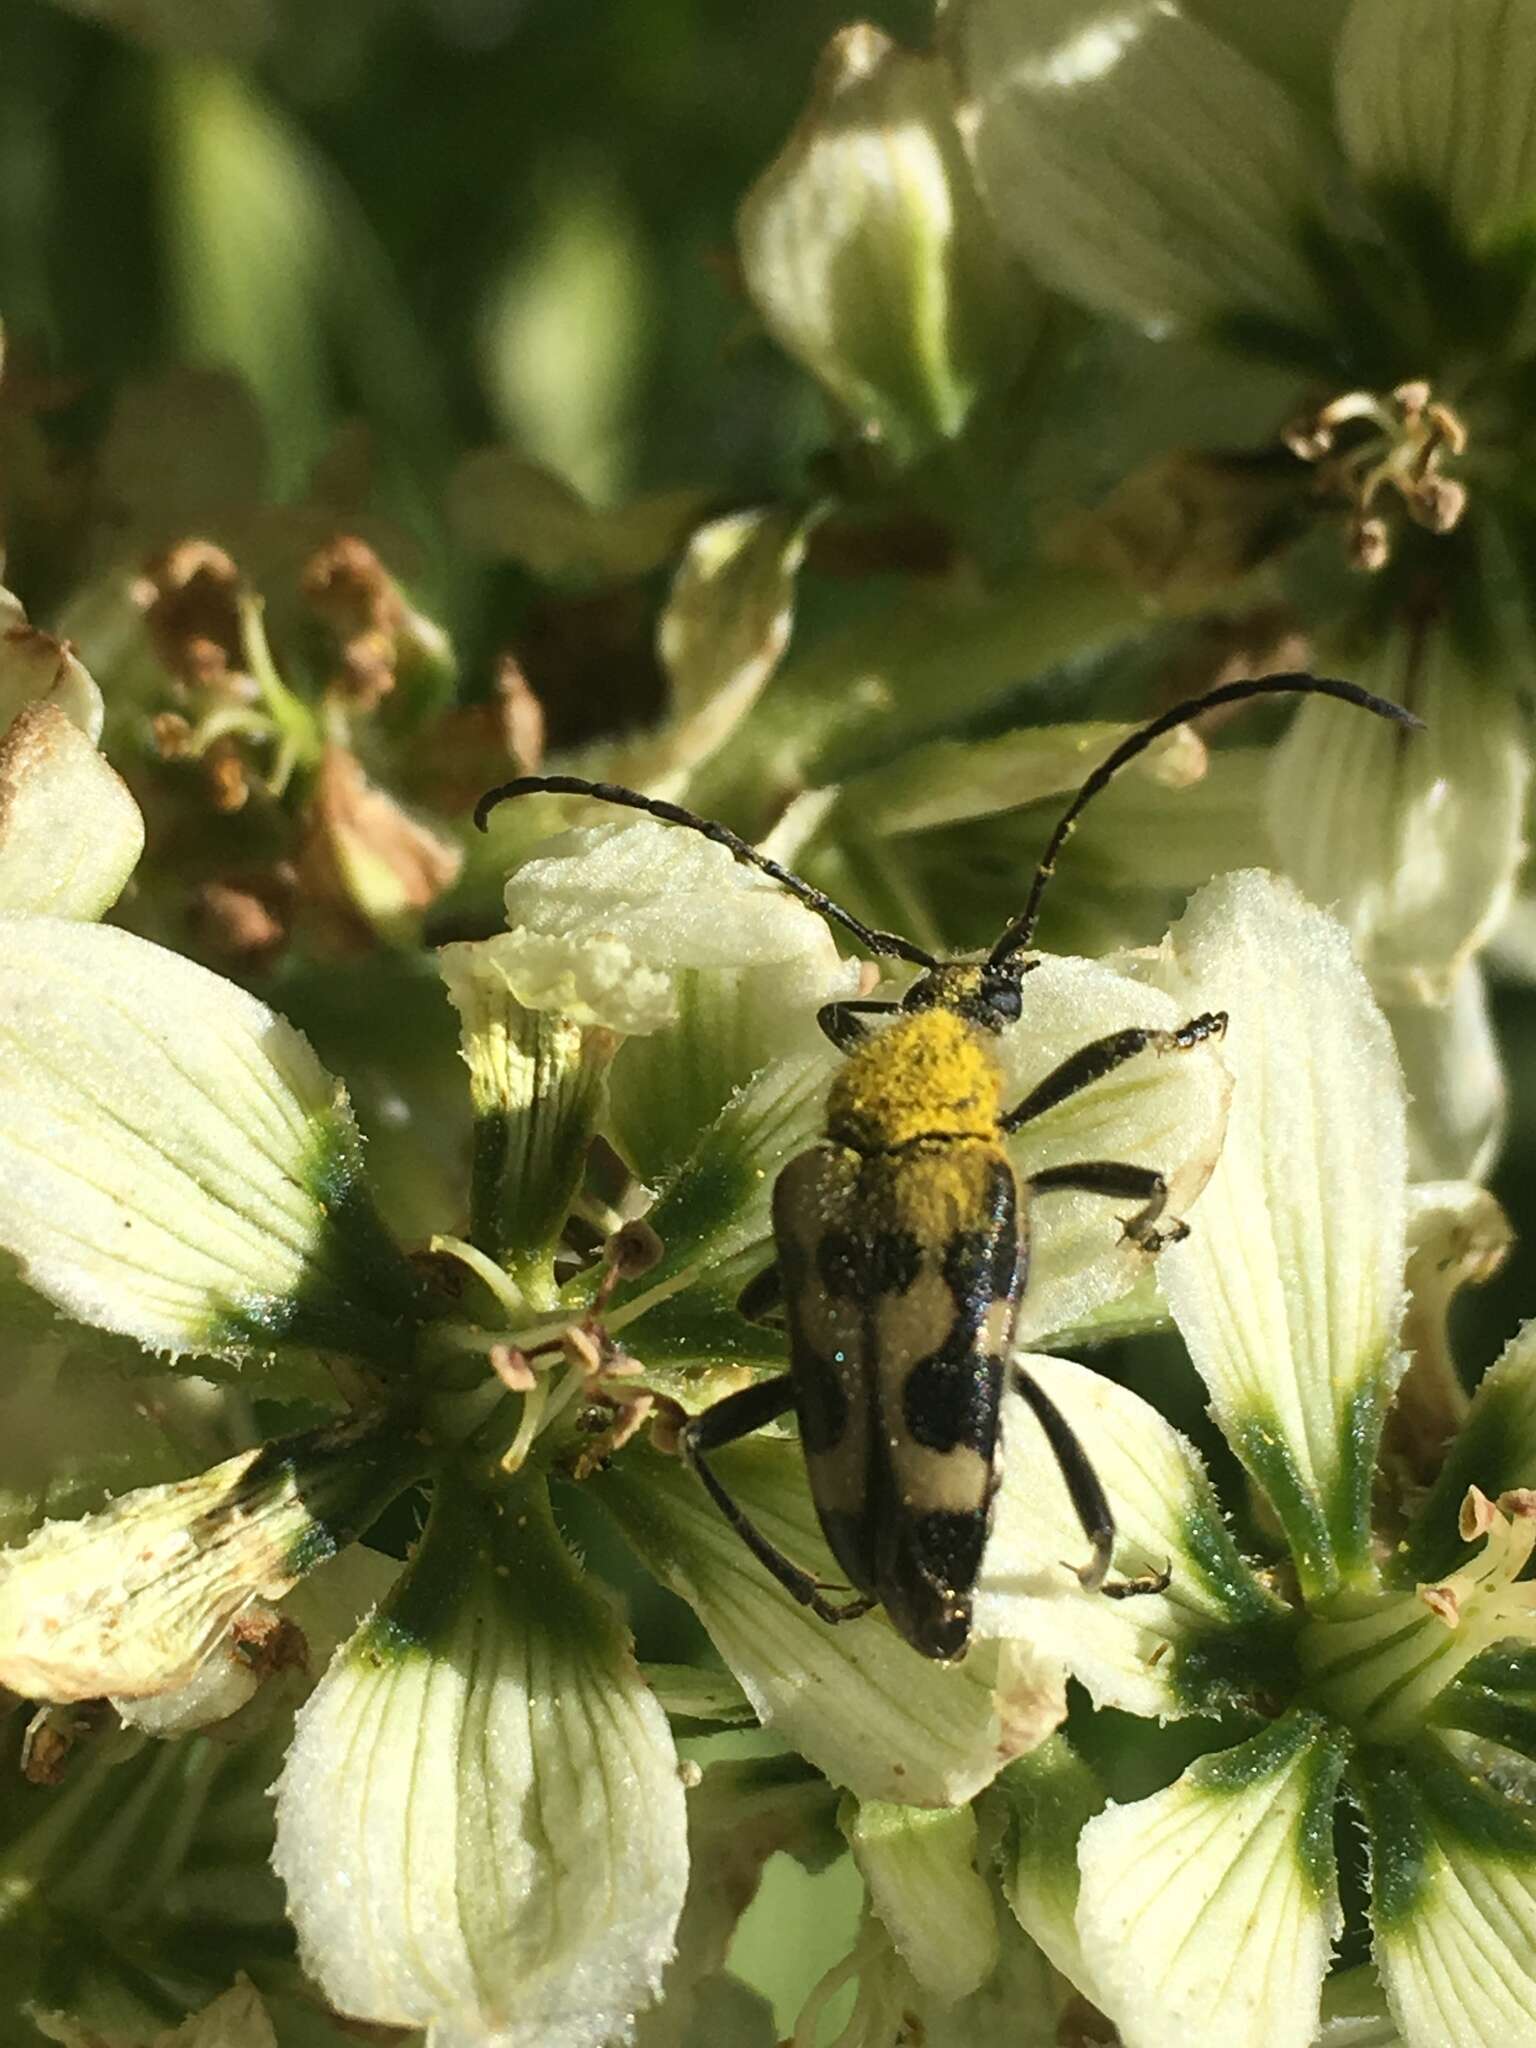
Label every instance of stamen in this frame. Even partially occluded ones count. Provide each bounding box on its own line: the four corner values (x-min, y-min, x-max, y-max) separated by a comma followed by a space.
1285, 379, 1470, 571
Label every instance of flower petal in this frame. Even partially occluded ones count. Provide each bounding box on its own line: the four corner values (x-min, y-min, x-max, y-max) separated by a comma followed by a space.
1337, 0, 1536, 255
439, 935, 617, 1276
1396, 1321, 1536, 1586
274, 1477, 688, 2048
844, 1800, 998, 2001
0, 704, 143, 918
1379, 1183, 1511, 1527
594, 1438, 1019, 1806
738, 24, 1037, 457
0, 1419, 422, 1703
1153, 871, 1409, 1601
0, 593, 103, 739
993, 1735, 1107, 2004
954, 0, 1330, 335
656, 507, 812, 775
153, 1978, 279, 2047
0, 918, 423, 1366
1386, 966, 1506, 1185
1265, 634, 1530, 1004
1355, 1739, 1536, 2048
1077, 1712, 1349, 2048
999, 954, 1231, 1346
974, 1354, 1287, 1717
500, 818, 857, 1179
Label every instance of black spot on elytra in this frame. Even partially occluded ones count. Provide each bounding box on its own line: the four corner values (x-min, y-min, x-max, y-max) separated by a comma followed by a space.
817, 1230, 922, 1300
909, 1510, 987, 1593
794, 1348, 850, 1454
902, 1343, 1003, 1456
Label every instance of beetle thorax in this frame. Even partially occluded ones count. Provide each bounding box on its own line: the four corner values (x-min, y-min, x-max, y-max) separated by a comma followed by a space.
825, 1009, 1005, 1152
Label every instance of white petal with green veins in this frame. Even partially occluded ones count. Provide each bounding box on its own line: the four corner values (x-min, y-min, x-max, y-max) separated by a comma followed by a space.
954, 0, 1329, 335
657, 507, 812, 776
595, 1439, 1016, 1807
500, 818, 856, 1178
997, 954, 1230, 1346
1265, 636, 1530, 1004
0, 703, 144, 917
1337, 0, 1536, 254
0, 1420, 420, 1702
1357, 1741, 1536, 2048
439, 934, 616, 1273
975, 1354, 1283, 1717
993, 1736, 1108, 2005
1077, 1712, 1348, 2048
739, 24, 1037, 457
274, 1479, 688, 2048
1152, 871, 1408, 1601
1395, 1321, 1536, 1585
844, 1799, 998, 2001
0, 918, 422, 1365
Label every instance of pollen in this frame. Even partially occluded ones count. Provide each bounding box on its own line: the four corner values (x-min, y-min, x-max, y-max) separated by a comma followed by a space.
826, 1009, 1004, 1150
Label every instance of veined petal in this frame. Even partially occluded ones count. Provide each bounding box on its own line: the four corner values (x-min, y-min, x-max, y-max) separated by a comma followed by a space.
274, 1477, 688, 2048
844, 1799, 998, 2001
1265, 635, 1530, 1004
1152, 871, 1409, 1601
975, 1355, 1288, 1718
500, 819, 857, 1180
0, 1418, 422, 1702
1355, 1739, 1536, 2048
656, 507, 812, 778
1378, 1184, 1510, 1533
1396, 1322, 1536, 1585
998, 954, 1231, 1346
993, 1735, 1107, 2005
738, 24, 1038, 457
593, 1439, 1018, 1806
0, 918, 423, 1366
1337, 0, 1536, 255
954, 0, 1331, 335
1385, 967, 1506, 1185
0, 704, 143, 918
1077, 1712, 1349, 2048
439, 935, 617, 1277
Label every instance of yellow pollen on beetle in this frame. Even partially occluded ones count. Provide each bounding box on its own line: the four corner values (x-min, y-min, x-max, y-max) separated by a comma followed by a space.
826, 1009, 1004, 1151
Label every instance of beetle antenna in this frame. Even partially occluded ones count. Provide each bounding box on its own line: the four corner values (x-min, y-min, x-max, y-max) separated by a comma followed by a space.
988, 671, 1422, 967
475, 773, 939, 969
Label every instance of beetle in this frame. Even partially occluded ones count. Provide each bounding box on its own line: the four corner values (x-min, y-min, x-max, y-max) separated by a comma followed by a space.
476, 672, 1416, 1658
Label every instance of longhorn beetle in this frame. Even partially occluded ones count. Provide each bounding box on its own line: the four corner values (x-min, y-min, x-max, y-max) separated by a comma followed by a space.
476, 672, 1416, 1658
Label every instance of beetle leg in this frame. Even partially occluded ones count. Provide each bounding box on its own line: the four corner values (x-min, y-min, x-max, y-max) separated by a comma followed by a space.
1011, 1364, 1167, 1599
1001, 1012, 1227, 1134
1026, 1158, 1187, 1253
817, 997, 902, 1052
736, 1263, 784, 1324
681, 1376, 877, 1624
